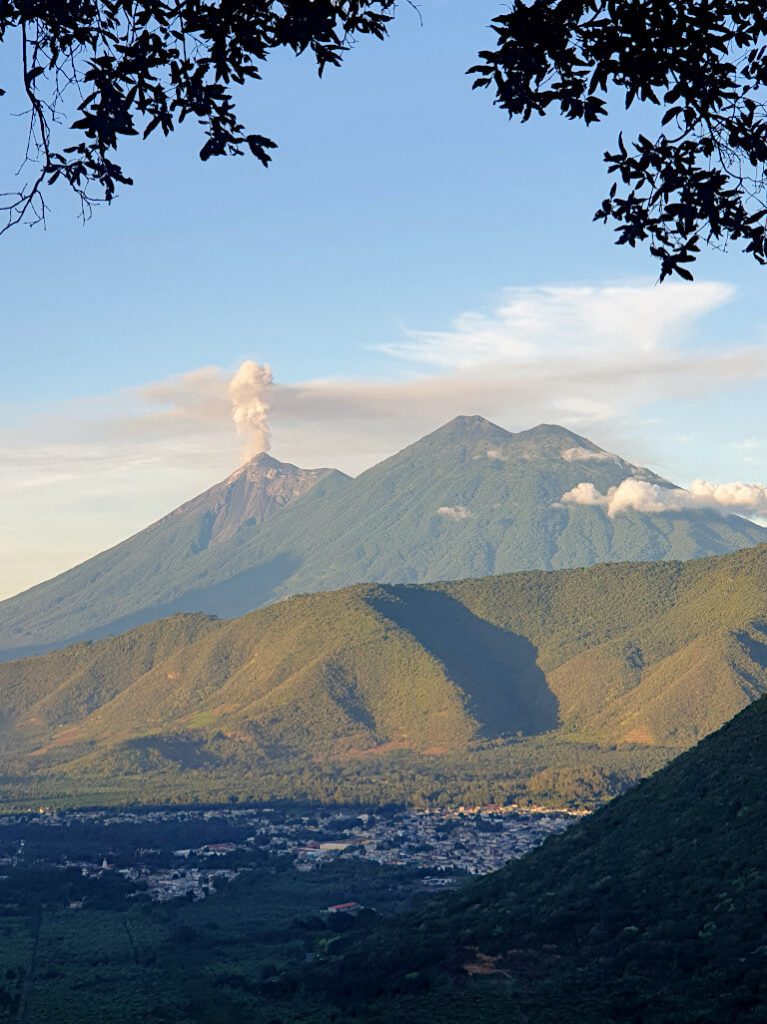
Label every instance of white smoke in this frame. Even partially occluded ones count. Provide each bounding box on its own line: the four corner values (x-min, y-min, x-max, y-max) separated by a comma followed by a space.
560, 477, 767, 520
437, 505, 474, 521
561, 446, 621, 463
227, 361, 274, 460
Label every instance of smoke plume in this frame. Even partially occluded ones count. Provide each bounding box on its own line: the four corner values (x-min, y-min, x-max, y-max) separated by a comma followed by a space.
561, 477, 767, 520
228, 361, 274, 460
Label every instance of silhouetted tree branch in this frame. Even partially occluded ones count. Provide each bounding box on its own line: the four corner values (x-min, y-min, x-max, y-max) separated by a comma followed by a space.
470, 1, 767, 279
0, 0, 396, 231
5, 0, 767, 279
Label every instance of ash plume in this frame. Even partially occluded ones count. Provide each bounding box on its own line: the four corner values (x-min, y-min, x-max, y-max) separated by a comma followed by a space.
228, 361, 274, 460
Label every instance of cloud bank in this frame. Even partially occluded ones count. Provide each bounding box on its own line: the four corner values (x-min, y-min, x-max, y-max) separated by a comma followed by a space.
25, 279, 761, 479
561, 478, 767, 520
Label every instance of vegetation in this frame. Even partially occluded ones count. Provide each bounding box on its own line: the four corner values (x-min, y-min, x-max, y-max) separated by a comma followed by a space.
1, 417, 764, 658
0, 539, 766, 809
0, 0, 395, 231
2, 693, 767, 1023
0, 819, 426, 1024
472, 1, 767, 280
304, 693, 767, 1021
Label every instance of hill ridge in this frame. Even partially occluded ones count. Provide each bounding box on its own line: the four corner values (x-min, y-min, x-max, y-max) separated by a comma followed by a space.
1, 417, 765, 659
1, 543, 766, 808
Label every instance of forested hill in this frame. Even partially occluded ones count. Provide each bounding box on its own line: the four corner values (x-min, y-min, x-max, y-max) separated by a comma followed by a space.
0, 543, 766, 808
314, 691, 767, 1023
1, 415, 765, 660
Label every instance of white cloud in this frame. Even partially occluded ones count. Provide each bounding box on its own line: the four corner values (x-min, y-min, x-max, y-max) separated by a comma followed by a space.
561, 446, 621, 463
15, 280, 759, 480
437, 506, 473, 521
380, 281, 734, 369
1, 278, 765, 597
687, 479, 767, 516
560, 478, 767, 520
559, 482, 611, 509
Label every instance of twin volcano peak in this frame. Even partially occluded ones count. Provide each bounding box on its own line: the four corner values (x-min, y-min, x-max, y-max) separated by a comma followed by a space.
237, 419, 606, 477
2, 412, 767, 660
413, 415, 608, 459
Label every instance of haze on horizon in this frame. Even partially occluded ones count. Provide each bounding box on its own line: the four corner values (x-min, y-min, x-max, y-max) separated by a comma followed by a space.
0, 1, 765, 599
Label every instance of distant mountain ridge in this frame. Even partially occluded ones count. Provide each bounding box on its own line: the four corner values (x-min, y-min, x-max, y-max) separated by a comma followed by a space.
1, 542, 767, 809
1, 415, 765, 659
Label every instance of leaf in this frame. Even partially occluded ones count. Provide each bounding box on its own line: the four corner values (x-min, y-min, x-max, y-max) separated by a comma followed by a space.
661, 106, 683, 126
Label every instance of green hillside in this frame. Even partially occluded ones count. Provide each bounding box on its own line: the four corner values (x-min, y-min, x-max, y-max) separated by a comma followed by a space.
1, 416, 764, 659
312, 692, 767, 1023
1, 543, 766, 809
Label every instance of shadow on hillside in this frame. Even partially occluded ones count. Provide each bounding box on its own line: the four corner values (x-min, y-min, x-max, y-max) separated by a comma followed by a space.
737, 622, 767, 670
124, 735, 217, 770
370, 588, 558, 738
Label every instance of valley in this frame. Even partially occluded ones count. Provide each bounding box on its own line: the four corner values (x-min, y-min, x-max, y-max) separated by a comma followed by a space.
0, 801, 576, 1023
3, 4, 766, 1019
2, 686, 766, 1023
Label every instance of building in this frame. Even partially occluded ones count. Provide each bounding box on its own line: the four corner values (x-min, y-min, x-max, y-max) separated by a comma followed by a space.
326, 901, 364, 915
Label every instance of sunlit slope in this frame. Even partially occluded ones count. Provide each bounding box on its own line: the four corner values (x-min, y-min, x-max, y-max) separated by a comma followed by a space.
435, 546, 767, 746
1, 416, 764, 659
0, 589, 499, 764
0, 544, 766, 806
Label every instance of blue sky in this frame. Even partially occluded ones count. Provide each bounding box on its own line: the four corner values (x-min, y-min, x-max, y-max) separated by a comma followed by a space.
1, 0, 766, 598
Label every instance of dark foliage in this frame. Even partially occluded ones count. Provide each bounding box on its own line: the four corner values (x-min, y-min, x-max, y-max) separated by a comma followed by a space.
0, 817, 426, 1024
0, 0, 395, 229
5, 0, 767, 274
307, 694, 767, 1022
471, 1, 767, 279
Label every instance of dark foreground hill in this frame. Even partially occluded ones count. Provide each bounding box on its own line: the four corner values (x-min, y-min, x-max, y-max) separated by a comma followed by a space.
310, 692, 767, 1023
1, 416, 764, 660
1, 543, 766, 809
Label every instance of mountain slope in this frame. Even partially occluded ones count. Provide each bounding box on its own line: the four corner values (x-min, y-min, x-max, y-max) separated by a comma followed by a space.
322, 690, 767, 1022
185, 416, 767, 604
1, 416, 765, 659
1, 543, 767, 808
166, 452, 345, 550
0, 454, 349, 659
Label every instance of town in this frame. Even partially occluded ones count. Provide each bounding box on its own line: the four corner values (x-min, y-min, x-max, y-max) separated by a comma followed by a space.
0, 803, 584, 903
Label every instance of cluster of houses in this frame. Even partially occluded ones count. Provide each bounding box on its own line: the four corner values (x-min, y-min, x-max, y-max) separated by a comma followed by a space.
117, 863, 240, 901
1, 802, 586, 903
286, 805, 581, 876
